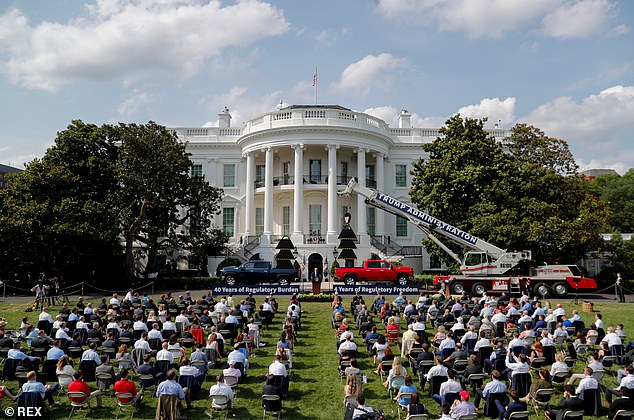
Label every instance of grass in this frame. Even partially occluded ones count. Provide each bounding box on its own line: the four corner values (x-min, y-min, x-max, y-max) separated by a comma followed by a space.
0, 295, 632, 419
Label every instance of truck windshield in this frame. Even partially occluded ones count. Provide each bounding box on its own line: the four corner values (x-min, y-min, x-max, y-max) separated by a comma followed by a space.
568, 266, 582, 276
464, 253, 483, 267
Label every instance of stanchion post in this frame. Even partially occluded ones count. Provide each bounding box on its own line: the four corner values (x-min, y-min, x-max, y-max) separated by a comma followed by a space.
2, 283, 5, 302
81, 282, 84, 297
151, 281, 155, 298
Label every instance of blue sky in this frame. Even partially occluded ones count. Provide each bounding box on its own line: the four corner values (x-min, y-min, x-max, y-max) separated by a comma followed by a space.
1, 0, 633, 173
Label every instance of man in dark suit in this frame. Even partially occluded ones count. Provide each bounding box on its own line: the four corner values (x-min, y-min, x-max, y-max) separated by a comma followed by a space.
415, 343, 435, 374
609, 388, 634, 420
444, 342, 468, 369
86, 322, 104, 343
495, 389, 527, 420
29, 330, 51, 351
460, 354, 483, 389
546, 385, 584, 420
138, 354, 157, 389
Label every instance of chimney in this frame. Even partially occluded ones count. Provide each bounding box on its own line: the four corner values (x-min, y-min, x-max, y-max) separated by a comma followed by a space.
398, 108, 411, 128
218, 106, 231, 128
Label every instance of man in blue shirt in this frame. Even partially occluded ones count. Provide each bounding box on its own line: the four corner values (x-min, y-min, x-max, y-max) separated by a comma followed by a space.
474, 370, 507, 409
21, 370, 58, 406
81, 342, 102, 365
156, 369, 189, 409
8, 342, 38, 363
46, 340, 65, 361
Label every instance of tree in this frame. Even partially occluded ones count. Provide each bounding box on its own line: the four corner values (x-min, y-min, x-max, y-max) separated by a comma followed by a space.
0, 120, 226, 282
0, 121, 122, 280
409, 115, 611, 268
115, 122, 225, 277
586, 169, 634, 232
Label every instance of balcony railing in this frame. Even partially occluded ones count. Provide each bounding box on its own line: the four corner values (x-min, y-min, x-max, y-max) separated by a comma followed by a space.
253, 175, 376, 188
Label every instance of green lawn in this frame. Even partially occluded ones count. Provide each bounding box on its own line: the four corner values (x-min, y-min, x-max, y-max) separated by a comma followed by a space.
0, 296, 632, 419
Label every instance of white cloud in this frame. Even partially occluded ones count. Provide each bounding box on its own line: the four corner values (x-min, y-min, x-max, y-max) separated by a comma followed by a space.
200, 87, 282, 127
315, 27, 348, 46
0, 0, 289, 91
331, 53, 408, 97
577, 158, 629, 175
376, 0, 626, 39
541, 0, 620, 38
116, 89, 156, 119
523, 85, 634, 172
457, 97, 516, 128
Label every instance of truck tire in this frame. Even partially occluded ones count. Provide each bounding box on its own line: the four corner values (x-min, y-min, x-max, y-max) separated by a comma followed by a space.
451, 282, 465, 294
344, 275, 356, 286
533, 282, 549, 297
471, 283, 486, 296
397, 275, 409, 286
225, 275, 236, 286
552, 282, 569, 297
278, 277, 289, 286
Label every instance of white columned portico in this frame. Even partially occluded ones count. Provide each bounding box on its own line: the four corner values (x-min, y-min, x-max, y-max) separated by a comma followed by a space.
356, 148, 368, 243
244, 152, 255, 237
291, 144, 304, 244
262, 146, 273, 243
327, 144, 338, 243
375, 153, 385, 237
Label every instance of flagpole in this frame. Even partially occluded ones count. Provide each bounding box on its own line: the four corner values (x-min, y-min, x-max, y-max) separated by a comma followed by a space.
313, 66, 318, 104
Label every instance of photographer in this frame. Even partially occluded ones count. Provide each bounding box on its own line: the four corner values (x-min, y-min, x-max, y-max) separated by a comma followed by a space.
616, 273, 625, 303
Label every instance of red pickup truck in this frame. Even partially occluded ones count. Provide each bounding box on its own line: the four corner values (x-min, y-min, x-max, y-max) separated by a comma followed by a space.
334, 260, 414, 286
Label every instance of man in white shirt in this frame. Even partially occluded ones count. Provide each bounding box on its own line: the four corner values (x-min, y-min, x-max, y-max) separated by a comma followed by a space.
75, 316, 89, 331
425, 357, 449, 383
606, 365, 634, 403
227, 343, 249, 373
491, 310, 507, 325
531, 303, 545, 319
552, 304, 566, 318
214, 299, 229, 315
133, 317, 148, 332
439, 332, 456, 354
508, 333, 525, 350
540, 330, 554, 347
162, 317, 177, 336
55, 323, 71, 341
601, 327, 623, 348
432, 369, 461, 405
209, 374, 233, 408
460, 325, 478, 344
222, 361, 242, 381
412, 317, 426, 333
575, 367, 599, 399
52, 315, 64, 330
268, 354, 287, 377
338, 336, 357, 355
124, 289, 134, 303
474, 370, 507, 408
518, 311, 532, 326
474, 332, 491, 351
109, 294, 120, 306
148, 324, 162, 340
134, 333, 151, 352
175, 311, 191, 328
156, 342, 174, 364
38, 307, 54, 324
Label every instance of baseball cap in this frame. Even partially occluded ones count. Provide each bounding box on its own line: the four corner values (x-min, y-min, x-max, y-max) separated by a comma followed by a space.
459, 390, 470, 400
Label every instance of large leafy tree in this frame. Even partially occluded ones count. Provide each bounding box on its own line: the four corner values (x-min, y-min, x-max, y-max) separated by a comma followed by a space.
410, 116, 611, 268
115, 122, 224, 277
586, 169, 634, 232
0, 121, 225, 282
0, 121, 121, 280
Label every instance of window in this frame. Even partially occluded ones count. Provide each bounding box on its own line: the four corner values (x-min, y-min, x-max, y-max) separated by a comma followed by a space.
395, 164, 407, 187
255, 165, 265, 188
282, 206, 291, 235
223, 164, 235, 187
396, 215, 407, 237
309, 205, 321, 235
255, 208, 264, 236
191, 164, 202, 177
282, 161, 290, 184
222, 208, 234, 236
310, 159, 321, 183
366, 164, 375, 188
340, 161, 348, 184
367, 207, 376, 236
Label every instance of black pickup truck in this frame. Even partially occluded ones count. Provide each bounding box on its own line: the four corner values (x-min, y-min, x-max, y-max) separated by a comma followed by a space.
220, 261, 299, 285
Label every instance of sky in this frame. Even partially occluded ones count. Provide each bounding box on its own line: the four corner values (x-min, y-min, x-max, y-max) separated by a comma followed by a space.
0, 0, 633, 173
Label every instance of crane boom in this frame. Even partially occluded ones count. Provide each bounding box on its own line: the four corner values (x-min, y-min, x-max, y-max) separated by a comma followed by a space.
338, 177, 506, 258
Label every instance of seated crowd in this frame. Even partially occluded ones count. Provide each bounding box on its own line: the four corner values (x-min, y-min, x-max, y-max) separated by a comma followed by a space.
0, 289, 304, 417
333, 289, 634, 420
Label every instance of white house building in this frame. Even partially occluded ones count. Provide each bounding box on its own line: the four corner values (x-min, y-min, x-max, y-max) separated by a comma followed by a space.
171, 105, 508, 276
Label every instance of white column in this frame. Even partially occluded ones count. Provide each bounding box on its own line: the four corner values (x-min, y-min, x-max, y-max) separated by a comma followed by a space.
357, 148, 367, 240
327, 144, 338, 243
291, 144, 304, 244
375, 153, 385, 238
263, 147, 273, 240
244, 152, 255, 237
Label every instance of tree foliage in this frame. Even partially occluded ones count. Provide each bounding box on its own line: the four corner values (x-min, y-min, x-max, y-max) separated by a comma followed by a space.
0, 121, 225, 282
586, 169, 634, 232
410, 115, 611, 268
